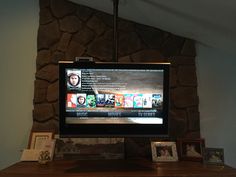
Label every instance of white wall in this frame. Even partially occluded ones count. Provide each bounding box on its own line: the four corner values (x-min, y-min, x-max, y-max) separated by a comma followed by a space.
0, 0, 38, 170
196, 44, 236, 168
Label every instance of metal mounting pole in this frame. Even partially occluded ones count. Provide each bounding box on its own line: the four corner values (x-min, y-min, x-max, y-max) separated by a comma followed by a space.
113, 0, 119, 62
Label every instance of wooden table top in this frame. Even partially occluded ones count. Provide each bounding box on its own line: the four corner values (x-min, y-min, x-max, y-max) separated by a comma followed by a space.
1, 159, 236, 177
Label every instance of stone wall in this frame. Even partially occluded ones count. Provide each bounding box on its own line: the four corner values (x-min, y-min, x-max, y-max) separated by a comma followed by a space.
33, 0, 199, 158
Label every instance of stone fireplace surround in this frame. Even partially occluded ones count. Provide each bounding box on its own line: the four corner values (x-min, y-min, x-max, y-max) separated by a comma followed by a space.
33, 0, 199, 158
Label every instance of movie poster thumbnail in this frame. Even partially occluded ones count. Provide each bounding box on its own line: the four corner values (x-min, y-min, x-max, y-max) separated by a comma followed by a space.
77, 93, 86, 107
67, 93, 77, 108
96, 94, 105, 107
115, 94, 124, 108
124, 94, 134, 108
142, 94, 152, 108
86, 94, 96, 108
105, 94, 115, 107
133, 94, 143, 108
152, 94, 162, 108
66, 69, 81, 91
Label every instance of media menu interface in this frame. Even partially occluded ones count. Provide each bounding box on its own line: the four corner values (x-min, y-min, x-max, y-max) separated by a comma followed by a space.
65, 68, 164, 124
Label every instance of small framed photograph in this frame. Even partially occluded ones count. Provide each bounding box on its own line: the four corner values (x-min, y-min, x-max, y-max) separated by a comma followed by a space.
204, 148, 224, 165
28, 131, 53, 150
177, 139, 205, 161
151, 141, 178, 162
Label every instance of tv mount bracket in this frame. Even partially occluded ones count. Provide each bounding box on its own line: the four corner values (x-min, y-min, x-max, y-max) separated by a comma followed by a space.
74, 57, 94, 63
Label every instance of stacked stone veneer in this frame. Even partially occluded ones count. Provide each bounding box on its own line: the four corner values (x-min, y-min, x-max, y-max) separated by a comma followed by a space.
33, 0, 200, 157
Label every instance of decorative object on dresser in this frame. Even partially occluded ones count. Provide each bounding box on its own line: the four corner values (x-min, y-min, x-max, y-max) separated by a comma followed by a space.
203, 147, 224, 165
151, 141, 178, 162
20, 131, 55, 162
177, 138, 205, 162
28, 131, 54, 149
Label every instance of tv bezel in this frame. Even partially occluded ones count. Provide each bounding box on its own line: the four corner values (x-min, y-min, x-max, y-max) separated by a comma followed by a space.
59, 61, 170, 138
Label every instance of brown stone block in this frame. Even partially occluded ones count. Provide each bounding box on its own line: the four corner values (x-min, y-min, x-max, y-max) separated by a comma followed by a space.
169, 108, 188, 138
50, 0, 76, 18
87, 38, 113, 61
96, 11, 113, 28
36, 50, 52, 69
54, 116, 59, 121
171, 56, 195, 66
169, 116, 187, 138
87, 15, 107, 36
37, 21, 61, 50
59, 16, 82, 33
47, 81, 59, 102
161, 35, 185, 57
39, 0, 50, 9
34, 79, 49, 89
135, 24, 163, 49
57, 33, 72, 52
169, 108, 187, 122
65, 40, 85, 60
36, 64, 58, 82
53, 101, 59, 116
118, 19, 135, 32
178, 65, 197, 86
73, 26, 95, 46
32, 119, 59, 133
131, 49, 164, 62
33, 103, 54, 122
40, 8, 54, 25
49, 42, 59, 53
125, 138, 151, 159
34, 79, 49, 103
118, 56, 131, 62
184, 131, 200, 139
76, 4, 93, 21
52, 51, 65, 63
187, 107, 200, 131
171, 87, 199, 108
102, 29, 113, 41
118, 31, 143, 56
181, 39, 196, 57
170, 67, 177, 88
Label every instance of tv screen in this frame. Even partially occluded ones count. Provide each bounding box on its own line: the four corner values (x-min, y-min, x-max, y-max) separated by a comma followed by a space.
59, 61, 170, 137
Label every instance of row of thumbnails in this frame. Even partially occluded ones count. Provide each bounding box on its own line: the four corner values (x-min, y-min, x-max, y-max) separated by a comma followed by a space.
67, 93, 163, 109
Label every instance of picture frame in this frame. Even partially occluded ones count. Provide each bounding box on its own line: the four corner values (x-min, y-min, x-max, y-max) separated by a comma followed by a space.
53, 134, 124, 160
203, 148, 224, 165
151, 141, 178, 162
28, 131, 53, 150
177, 138, 205, 161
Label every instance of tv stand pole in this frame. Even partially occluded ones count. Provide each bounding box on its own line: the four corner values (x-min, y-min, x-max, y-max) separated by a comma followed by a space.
113, 0, 119, 62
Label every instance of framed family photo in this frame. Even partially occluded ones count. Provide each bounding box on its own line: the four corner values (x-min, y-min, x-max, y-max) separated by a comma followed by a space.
203, 148, 224, 165
151, 141, 178, 162
177, 139, 205, 161
28, 131, 54, 150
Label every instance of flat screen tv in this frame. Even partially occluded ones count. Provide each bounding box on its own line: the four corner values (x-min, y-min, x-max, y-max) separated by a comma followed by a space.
59, 61, 170, 137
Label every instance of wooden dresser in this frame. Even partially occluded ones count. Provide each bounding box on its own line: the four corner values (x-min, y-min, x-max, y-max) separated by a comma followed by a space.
1, 159, 236, 177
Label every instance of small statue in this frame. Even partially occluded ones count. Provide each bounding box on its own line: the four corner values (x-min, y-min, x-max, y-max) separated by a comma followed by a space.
38, 150, 51, 164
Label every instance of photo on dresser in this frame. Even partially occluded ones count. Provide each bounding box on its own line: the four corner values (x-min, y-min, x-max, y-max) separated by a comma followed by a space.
53, 135, 124, 160
203, 147, 224, 165
151, 141, 178, 162
177, 138, 205, 162
28, 131, 54, 150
